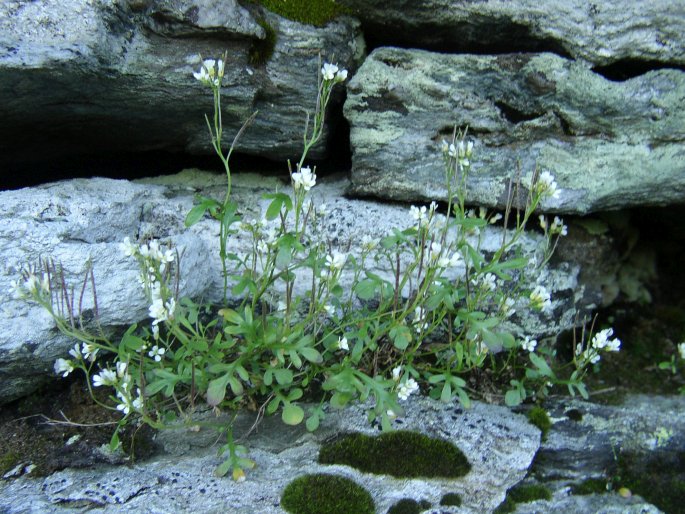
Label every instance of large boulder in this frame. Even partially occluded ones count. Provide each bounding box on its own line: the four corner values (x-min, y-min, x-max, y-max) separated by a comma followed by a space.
337, 0, 685, 67
1, 170, 616, 404
344, 47, 685, 214
0, 0, 363, 174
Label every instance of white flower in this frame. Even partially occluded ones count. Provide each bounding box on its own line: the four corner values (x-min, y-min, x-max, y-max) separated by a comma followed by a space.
489, 213, 503, 224
337, 337, 349, 351
54, 358, 74, 377
292, 166, 317, 191
152, 323, 160, 340
529, 285, 552, 313
438, 252, 462, 269
68, 343, 82, 361
193, 58, 224, 87
116, 399, 132, 415
120, 237, 138, 257
131, 388, 144, 413
323, 304, 335, 316
429, 201, 438, 213
116, 362, 128, 378
361, 235, 377, 251
481, 273, 497, 291
591, 328, 621, 352
148, 345, 166, 362
521, 336, 538, 353
335, 68, 348, 82
410, 205, 428, 226
428, 242, 442, 261
550, 216, 568, 236
392, 366, 402, 381
321, 62, 338, 81
317, 203, 328, 216
93, 369, 117, 387
678, 343, 685, 360
9, 279, 23, 299
24, 274, 40, 295
397, 378, 419, 401
539, 215, 548, 230
81, 343, 99, 362
326, 251, 347, 271
149, 297, 178, 326
414, 306, 429, 333
537, 171, 561, 199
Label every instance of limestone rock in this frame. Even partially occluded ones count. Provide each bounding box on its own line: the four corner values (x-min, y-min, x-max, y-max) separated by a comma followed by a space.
0, 397, 541, 513
0, 0, 363, 172
337, 0, 685, 67
0, 170, 614, 404
345, 47, 685, 214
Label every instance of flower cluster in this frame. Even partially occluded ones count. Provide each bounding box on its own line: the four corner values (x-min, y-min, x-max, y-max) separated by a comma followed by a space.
575, 327, 621, 365
520, 336, 537, 353
10, 269, 50, 300
539, 215, 568, 236
443, 139, 474, 168
193, 58, 225, 87
292, 166, 317, 192
536, 171, 561, 199
321, 62, 347, 83
529, 285, 552, 313
397, 377, 419, 401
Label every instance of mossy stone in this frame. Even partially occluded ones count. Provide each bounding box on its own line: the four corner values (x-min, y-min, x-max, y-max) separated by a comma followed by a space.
281, 473, 374, 514
527, 406, 551, 440
387, 498, 431, 514
318, 430, 471, 478
253, 0, 348, 26
565, 408, 583, 422
494, 483, 552, 514
440, 492, 462, 506
0, 451, 20, 475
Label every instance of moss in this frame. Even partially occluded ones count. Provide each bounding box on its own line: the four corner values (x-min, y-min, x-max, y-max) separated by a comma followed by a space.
386, 498, 431, 514
281, 473, 374, 514
249, 16, 277, 66
570, 478, 608, 495
494, 484, 552, 514
0, 451, 20, 475
615, 450, 685, 514
251, 0, 349, 27
527, 406, 552, 440
318, 430, 471, 479
440, 492, 462, 506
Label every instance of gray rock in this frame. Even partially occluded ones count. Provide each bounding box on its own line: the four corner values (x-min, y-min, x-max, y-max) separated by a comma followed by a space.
345, 48, 685, 214
0, 170, 614, 404
337, 0, 685, 66
0, 397, 541, 513
0, 0, 363, 171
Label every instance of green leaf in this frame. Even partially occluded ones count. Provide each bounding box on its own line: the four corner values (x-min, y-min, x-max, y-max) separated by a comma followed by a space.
228, 376, 244, 396
214, 458, 232, 478
185, 204, 210, 227
276, 246, 292, 269
330, 391, 353, 409
282, 403, 304, 425
266, 197, 284, 220
207, 373, 232, 406
219, 308, 243, 325
273, 368, 293, 385
299, 347, 323, 364
306, 414, 320, 432
355, 279, 377, 300
288, 350, 302, 369
456, 387, 471, 408
440, 381, 452, 402
109, 431, 121, 451
389, 325, 411, 351
266, 396, 280, 415
530, 353, 554, 378
505, 389, 521, 406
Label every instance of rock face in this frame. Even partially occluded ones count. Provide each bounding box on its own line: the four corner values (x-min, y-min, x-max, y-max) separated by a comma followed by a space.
0, 397, 541, 513
337, 0, 685, 67
0, 394, 675, 513
1, 170, 615, 404
344, 47, 685, 214
0, 0, 363, 172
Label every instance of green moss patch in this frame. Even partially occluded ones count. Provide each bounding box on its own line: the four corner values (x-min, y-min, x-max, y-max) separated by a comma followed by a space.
253, 0, 348, 26
387, 498, 431, 514
527, 407, 551, 440
281, 473, 374, 514
249, 17, 277, 65
440, 492, 462, 506
318, 430, 470, 478
494, 483, 552, 514
570, 477, 608, 495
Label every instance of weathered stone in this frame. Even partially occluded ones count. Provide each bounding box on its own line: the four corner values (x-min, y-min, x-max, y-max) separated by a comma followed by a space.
337, 0, 685, 67
345, 48, 685, 214
1, 170, 618, 403
0, 397, 541, 513
0, 0, 363, 173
